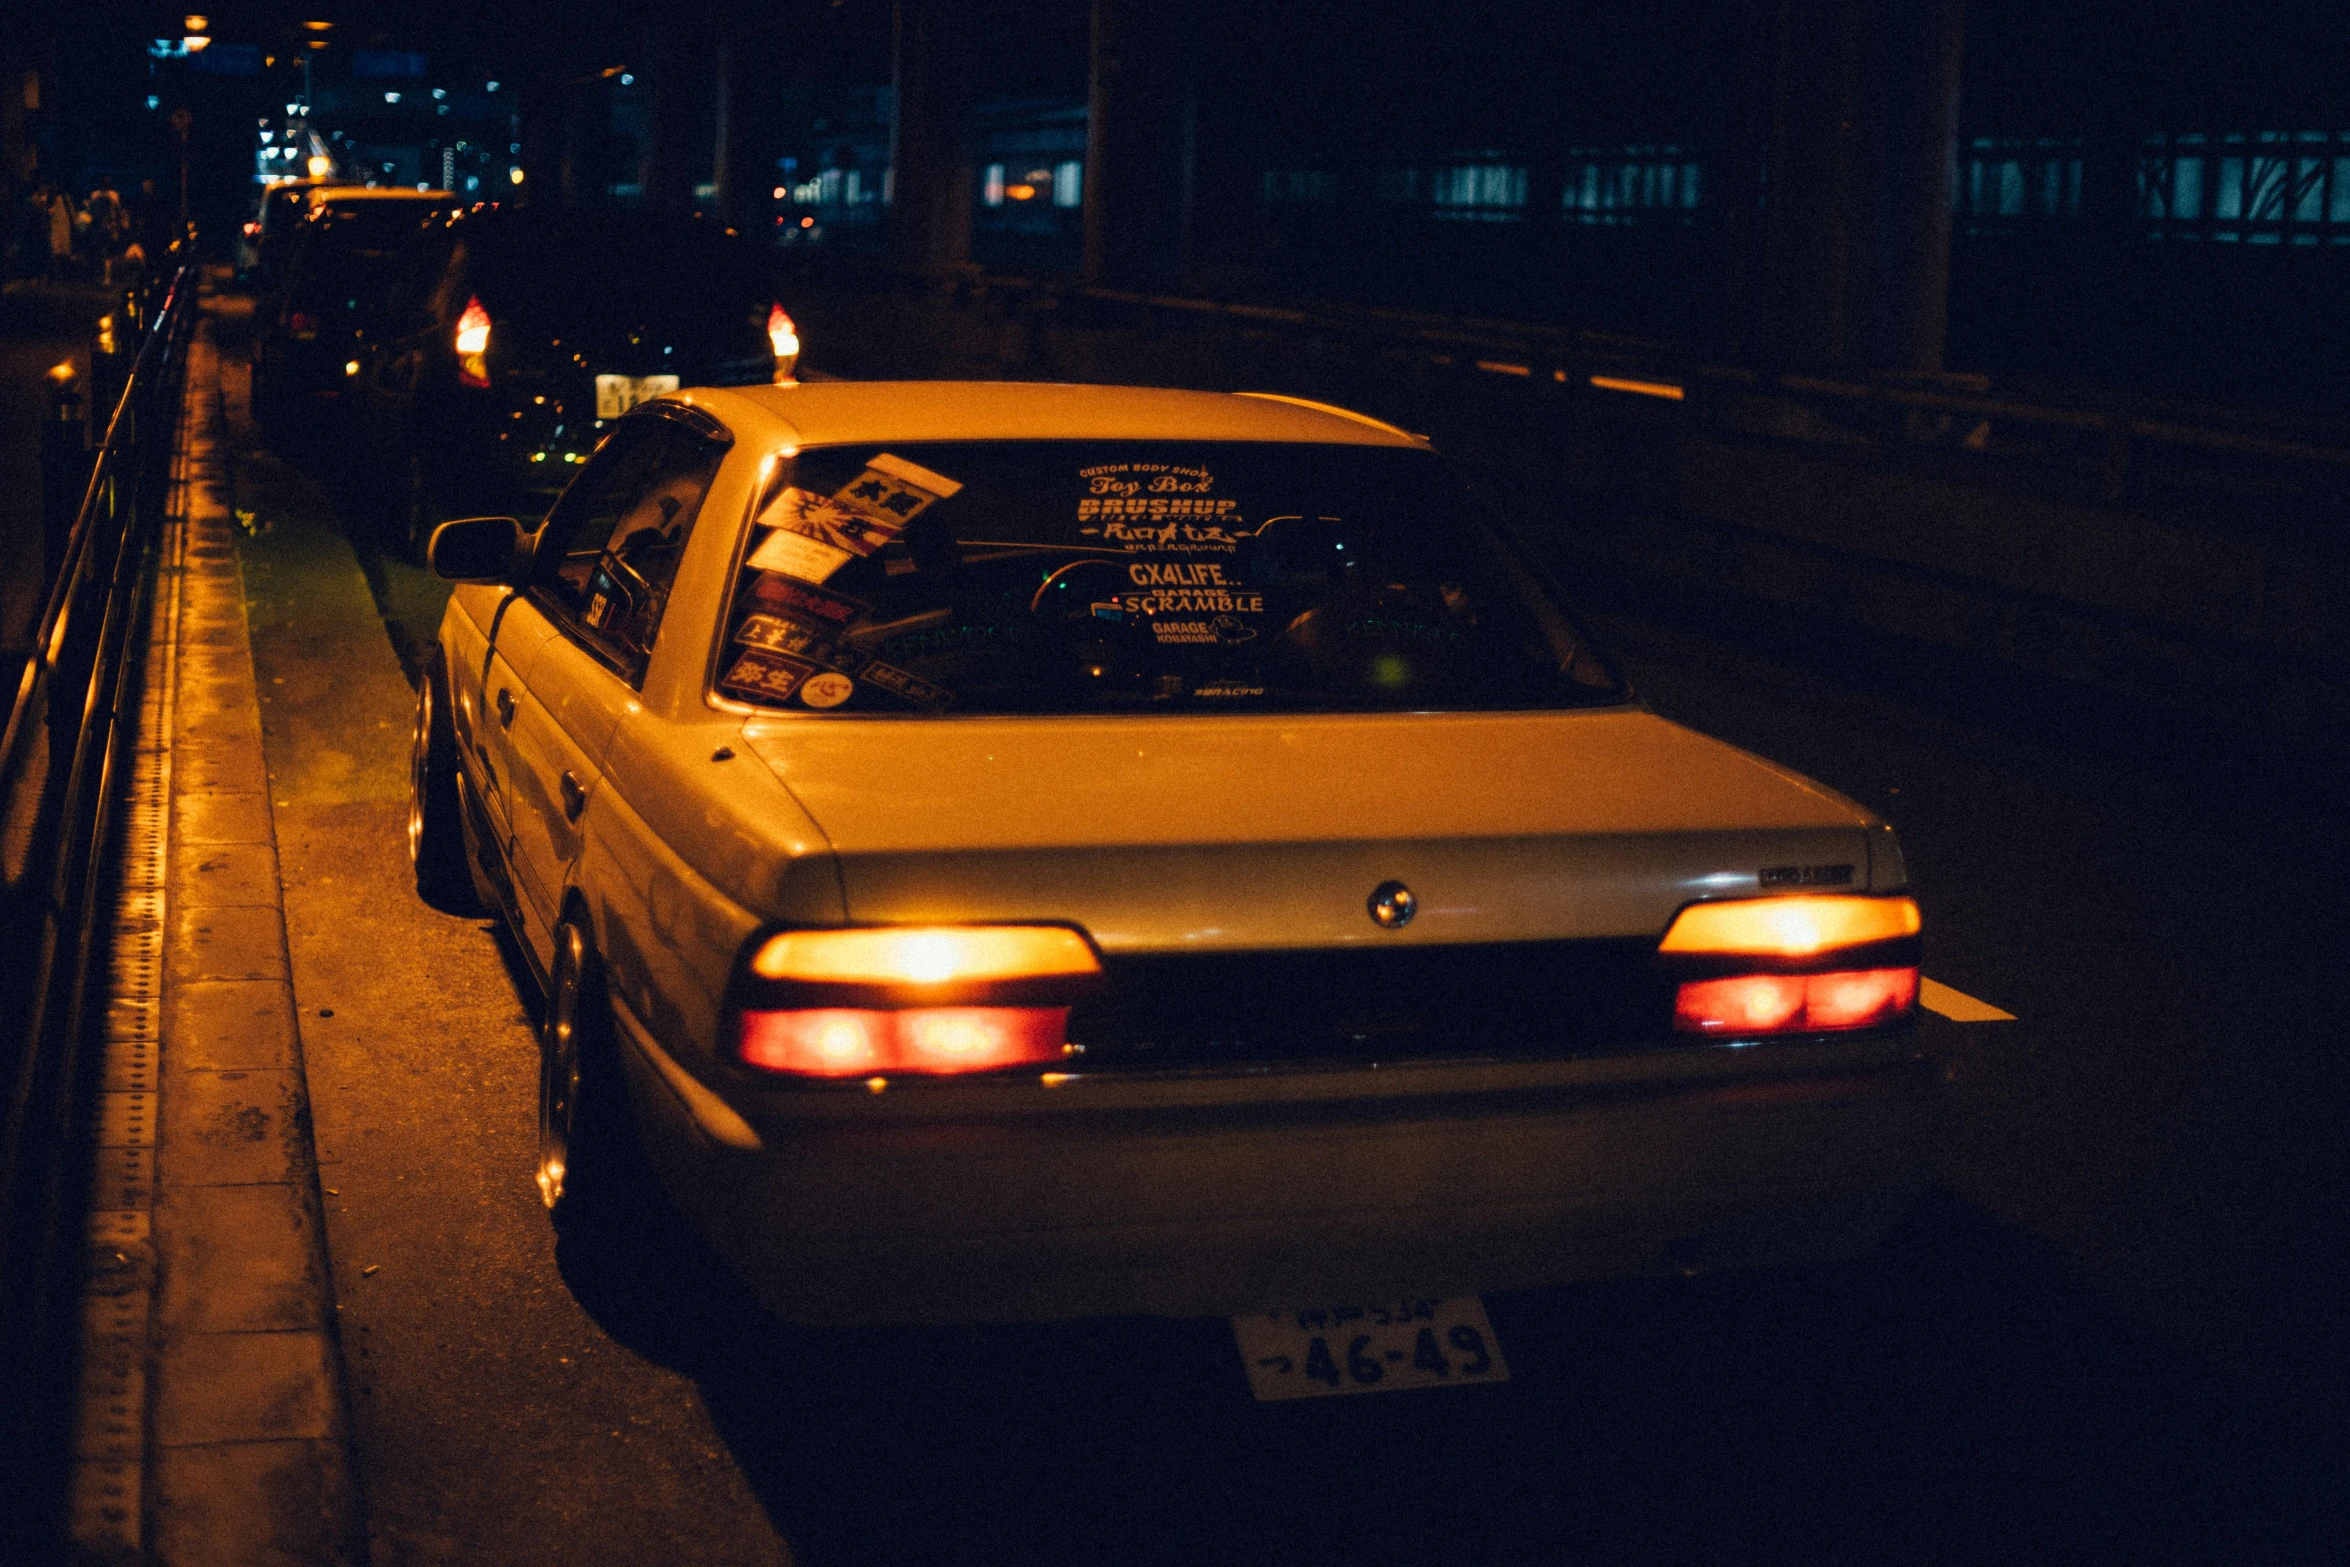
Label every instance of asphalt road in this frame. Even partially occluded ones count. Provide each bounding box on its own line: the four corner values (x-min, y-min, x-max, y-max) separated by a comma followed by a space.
207, 296, 2340, 1566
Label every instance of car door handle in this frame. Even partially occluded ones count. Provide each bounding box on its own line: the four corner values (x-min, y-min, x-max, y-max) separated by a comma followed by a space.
559, 770, 586, 823
495, 687, 515, 727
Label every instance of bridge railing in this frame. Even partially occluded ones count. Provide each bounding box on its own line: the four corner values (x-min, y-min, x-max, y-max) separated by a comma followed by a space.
853, 264, 2350, 507
0, 260, 198, 1518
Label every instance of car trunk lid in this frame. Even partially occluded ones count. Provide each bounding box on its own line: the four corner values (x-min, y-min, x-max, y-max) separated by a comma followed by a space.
741, 708, 1881, 953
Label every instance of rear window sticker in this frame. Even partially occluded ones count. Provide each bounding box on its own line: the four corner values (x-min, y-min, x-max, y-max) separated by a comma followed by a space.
736, 613, 839, 659
1126, 561, 1242, 587
1077, 497, 1241, 524
720, 648, 817, 704
766, 453, 964, 559
799, 671, 856, 709
1074, 464, 1248, 550
1148, 614, 1257, 646
747, 526, 854, 584
748, 573, 865, 628
1119, 586, 1265, 617
859, 660, 956, 712
1193, 682, 1267, 698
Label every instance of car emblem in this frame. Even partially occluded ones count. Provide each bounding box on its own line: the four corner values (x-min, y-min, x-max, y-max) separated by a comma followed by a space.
1368, 880, 1416, 929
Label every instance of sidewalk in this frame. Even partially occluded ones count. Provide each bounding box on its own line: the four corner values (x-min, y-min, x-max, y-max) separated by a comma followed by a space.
68, 302, 362, 1565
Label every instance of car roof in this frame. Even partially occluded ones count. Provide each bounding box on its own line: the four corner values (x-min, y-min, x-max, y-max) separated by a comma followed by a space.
679, 382, 1425, 449
309, 186, 456, 206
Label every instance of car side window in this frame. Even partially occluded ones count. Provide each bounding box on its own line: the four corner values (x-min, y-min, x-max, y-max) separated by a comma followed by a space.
531, 416, 726, 679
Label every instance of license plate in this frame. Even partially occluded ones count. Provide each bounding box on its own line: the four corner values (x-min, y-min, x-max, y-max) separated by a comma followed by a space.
1233, 1295, 1510, 1401
594, 373, 680, 419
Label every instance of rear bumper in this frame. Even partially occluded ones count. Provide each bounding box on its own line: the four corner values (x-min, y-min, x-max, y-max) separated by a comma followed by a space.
614, 1012, 1949, 1324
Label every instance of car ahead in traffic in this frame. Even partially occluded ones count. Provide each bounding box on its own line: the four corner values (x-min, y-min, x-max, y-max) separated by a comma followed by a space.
239, 176, 331, 284
250, 188, 460, 435
363, 206, 799, 552
409, 382, 1944, 1342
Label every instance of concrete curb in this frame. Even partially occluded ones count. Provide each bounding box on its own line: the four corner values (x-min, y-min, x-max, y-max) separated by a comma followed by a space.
69, 311, 364, 1565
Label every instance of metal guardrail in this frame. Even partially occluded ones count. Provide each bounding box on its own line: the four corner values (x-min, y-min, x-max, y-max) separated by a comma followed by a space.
0, 261, 197, 1542
870, 264, 2350, 506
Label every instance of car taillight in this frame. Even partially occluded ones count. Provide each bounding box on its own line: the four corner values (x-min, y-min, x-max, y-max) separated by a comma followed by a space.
737, 1006, 1070, 1077
1659, 894, 1920, 957
1673, 968, 1918, 1035
730, 925, 1102, 1078
766, 301, 798, 379
1658, 894, 1921, 1038
287, 310, 318, 336
455, 294, 491, 386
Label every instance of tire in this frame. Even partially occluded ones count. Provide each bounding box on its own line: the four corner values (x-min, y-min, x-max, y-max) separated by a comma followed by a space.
537, 916, 644, 1224
407, 648, 481, 914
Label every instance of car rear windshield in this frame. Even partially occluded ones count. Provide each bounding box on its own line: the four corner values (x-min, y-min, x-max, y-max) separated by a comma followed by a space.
715, 439, 1624, 717
288, 208, 449, 309
464, 219, 772, 325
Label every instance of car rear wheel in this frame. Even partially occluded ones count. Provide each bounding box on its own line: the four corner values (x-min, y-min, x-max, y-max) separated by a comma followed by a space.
537, 918, 641, 1223
407, 648, 481, 914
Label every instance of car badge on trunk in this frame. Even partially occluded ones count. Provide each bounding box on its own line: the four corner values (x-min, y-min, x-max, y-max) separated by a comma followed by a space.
1368, 881, 1416, 929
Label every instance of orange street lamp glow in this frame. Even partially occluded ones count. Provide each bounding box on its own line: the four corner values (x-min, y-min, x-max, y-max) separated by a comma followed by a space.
1589, 375, 1685, 401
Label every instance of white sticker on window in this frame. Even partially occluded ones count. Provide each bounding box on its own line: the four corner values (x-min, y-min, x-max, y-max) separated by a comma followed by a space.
748, 526, 854, 583
799, 671, 856, 709
758, 453, 966, 560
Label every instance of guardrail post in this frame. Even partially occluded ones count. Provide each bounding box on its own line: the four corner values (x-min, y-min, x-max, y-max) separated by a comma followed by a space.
41, 366, 88, 594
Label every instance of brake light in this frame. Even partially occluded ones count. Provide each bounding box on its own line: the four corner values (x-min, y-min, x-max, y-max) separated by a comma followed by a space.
733, 924, 1101, 1078
454, 295, 492, 355
455, 294, 492, 387
766, 301, 798, 378
1674, 968, 1918, 1035
750, 925, 1097, 986
1659, 895, 1919, 957
738, 1006, 1069, 1077
287, 310, 318, 337
1660, 894, 1921, 1037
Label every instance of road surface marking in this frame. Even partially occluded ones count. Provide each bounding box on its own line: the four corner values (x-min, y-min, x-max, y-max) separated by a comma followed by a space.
1921, 978, 2015, 1022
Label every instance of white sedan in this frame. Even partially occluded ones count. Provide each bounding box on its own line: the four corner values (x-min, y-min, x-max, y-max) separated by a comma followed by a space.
410, 380, 1945, 1341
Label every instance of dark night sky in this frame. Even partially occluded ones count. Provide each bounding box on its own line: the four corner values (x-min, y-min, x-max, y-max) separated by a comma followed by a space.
15, 3, 2350, 154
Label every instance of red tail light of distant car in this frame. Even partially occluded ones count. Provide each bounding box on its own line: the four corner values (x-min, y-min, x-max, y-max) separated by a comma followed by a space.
454, 294, 491, 386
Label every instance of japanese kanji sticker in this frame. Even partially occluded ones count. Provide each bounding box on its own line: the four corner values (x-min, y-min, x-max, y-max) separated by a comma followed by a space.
758, 453, 963, 561
719, 649, 817, 705
859, 660, 955, 712
748, 573, 865, 628
747, 525, 853, 584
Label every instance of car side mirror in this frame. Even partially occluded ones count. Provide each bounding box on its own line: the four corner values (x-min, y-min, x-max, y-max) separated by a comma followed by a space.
426, 515, 528, 582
